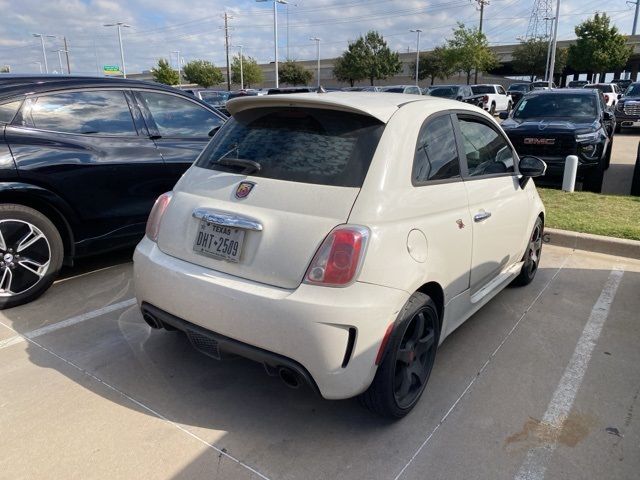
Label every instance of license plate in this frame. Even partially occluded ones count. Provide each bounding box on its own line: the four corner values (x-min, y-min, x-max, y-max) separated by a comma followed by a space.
193, 220, 245, 262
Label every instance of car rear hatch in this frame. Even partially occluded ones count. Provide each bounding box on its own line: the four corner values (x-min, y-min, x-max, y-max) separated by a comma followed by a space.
156, 104, 385, 289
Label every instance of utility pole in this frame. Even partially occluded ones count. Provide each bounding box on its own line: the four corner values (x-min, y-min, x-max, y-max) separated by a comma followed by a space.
629, 0, 640, 35
410, 29, 422, 86
172, 50, 181, 85
63, 36, 71, 74
474, 0, 489, 83
223, 12, 232, 91
547, 0, 561, 89
310, 37, 320, 88
34, 61, 42, 74
103, 22, 131, 78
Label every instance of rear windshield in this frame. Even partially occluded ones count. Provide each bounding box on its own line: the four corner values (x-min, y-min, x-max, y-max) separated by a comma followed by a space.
471, 86, 494, 94
429, 87, 457, 98
382, 88, 404, 93
508, 84, 529, 92
196, 107, 384, 187
513, 93, 597, 119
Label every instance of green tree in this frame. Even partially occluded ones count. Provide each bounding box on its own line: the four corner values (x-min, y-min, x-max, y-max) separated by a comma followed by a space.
333, 40, 368, 86
513, 38, 567, 81
567, 13, 632, 79
444, 23, 498, 84
410, 46, 454, 85
360, 31, 402, 85
182, 60, 223, 88
278, 60, 313, 86
151, 58, 179, 85
231, 54, 264, 88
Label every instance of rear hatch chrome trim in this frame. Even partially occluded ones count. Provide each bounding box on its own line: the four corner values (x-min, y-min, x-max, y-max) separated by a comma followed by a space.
193, 207, 263, 231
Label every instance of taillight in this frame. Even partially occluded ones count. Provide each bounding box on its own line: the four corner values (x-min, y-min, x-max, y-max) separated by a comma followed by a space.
145, 192, 173, 242
483, 95, 489, 103
304, 225, 370, 287
604, 94, 610, 102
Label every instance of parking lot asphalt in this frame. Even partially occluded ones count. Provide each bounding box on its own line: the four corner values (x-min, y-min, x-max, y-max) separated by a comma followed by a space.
0, 244, 639, 480
602, 130, 639, 195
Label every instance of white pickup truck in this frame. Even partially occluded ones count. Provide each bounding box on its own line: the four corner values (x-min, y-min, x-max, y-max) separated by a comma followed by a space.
471, 84, 513, 115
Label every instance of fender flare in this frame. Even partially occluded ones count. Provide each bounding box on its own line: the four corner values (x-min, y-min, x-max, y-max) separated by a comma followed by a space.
0, 182, 77, 261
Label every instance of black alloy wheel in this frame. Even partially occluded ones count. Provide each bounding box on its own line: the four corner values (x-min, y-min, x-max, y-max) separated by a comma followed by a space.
0, 205, 63, 309
360, 292, 440, 418
512, 217, 543, 287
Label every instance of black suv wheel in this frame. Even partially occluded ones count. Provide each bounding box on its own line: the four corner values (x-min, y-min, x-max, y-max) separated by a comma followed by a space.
0, 204, 63, 309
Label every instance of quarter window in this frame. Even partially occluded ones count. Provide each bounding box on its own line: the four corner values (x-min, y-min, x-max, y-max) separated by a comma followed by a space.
458, 117, 515, 177
0, 100, 22, 124
413, 115, 460, 183
30, 91, 136, 135
139, 92, 223, 137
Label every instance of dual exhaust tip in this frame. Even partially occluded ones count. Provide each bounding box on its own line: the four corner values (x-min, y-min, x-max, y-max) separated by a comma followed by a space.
142, 311, 303, 390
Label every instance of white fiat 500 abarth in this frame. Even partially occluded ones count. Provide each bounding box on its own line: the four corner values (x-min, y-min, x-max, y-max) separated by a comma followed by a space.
134, 92, 546, 418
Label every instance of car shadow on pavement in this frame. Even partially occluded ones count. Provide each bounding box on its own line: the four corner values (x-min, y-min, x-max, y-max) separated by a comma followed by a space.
8, 260, 637, 480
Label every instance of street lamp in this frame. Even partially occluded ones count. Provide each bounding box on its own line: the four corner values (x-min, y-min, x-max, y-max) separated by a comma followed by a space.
256, 0, 288, 88
103, 22, 131, 78
286, 3, 298, 59
410, 29, 422, 86
33, 61, 42, 74
310, 37, 320, 88
52, 49, 68, 74
233, 45, 244, 89
32, 33, 56, 74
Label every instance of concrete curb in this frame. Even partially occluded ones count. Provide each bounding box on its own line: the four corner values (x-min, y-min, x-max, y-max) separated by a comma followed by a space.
544, 227, 640, 260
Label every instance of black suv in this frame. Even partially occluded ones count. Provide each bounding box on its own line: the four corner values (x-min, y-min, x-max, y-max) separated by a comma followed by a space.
500, 89, 614, 192
427, 85, 483, 107
0, 75, 226, 308
614, 82, 640, 132
507, 83, 533, 106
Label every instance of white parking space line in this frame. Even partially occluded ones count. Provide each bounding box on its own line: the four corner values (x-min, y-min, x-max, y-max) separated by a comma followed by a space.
0, 298, 137, 351
513, 266, 625, 480
10, 325, 273, 480
393, 254, 572, 480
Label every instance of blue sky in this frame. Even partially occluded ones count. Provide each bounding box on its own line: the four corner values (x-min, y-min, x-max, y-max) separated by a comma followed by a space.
0, 0, 636, 75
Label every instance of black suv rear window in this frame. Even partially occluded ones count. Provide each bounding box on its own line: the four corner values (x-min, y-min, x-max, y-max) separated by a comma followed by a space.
196, 107, 384, 187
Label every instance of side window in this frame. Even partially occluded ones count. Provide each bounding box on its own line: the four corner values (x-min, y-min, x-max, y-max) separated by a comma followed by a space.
30, 90, 136, 135
413, 115, 461, 183
0, 100, 22, 124
457, 117, 515, 177
139, 92, 223, 137
498, 86, 506, 95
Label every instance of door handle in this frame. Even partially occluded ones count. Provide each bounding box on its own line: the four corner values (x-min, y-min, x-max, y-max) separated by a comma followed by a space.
474, 211, 492, 222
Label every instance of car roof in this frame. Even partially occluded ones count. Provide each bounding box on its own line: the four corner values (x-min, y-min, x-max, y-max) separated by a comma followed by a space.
226, 91, 483, 123
0, 75, 188, 99
527, 88, 596, 96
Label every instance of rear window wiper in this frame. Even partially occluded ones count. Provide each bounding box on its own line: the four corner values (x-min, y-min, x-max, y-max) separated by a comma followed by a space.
215, 144, 261, 174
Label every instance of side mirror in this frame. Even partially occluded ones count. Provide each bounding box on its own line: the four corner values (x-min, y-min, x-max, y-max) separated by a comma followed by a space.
499, 111, 509, 120
519, 156, 547, 188
617, 94, 623, 100
208, 125, 222, 137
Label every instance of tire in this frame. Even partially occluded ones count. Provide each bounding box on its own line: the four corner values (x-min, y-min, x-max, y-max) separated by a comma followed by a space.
582, 162, 605, 193
511, 217, 543, 287
359, 292, 440, 418
631, 143, 640, 197
614, 123, 621, 134
490, 103, 496, 115
0, 204, 63, 309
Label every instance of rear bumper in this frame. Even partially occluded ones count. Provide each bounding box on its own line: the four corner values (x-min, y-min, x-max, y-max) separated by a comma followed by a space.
133, 237, 409, 399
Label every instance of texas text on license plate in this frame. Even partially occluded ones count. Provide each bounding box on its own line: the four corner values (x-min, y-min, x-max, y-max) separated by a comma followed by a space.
193, 220, 245, 262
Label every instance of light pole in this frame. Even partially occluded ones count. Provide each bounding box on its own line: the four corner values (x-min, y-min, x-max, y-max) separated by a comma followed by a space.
256, 0, 288, 88
32, 33, 55, 73
310, 37, 320, 88
103, 22, 131, 78
52, 49, 68, 74
172, 50, 181, 84
410, 29, 422, 86
233, 45, 244, 89
33, 61, 42, 74
547, 0, 561, 89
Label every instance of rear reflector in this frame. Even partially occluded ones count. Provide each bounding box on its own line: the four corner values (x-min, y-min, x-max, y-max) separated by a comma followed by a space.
145, 192, 173, 242
304, 225, 369, 287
